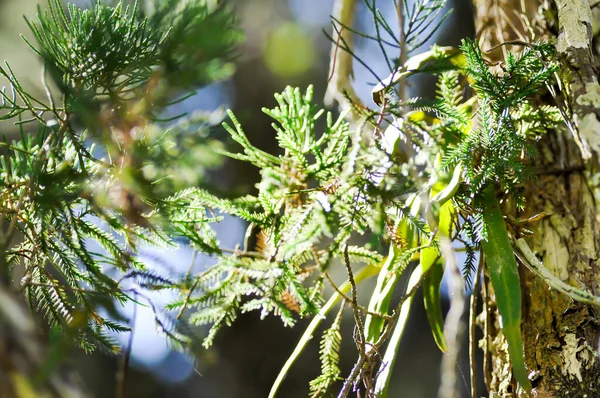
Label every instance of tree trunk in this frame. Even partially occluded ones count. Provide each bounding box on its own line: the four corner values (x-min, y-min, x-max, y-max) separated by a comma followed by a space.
473, 0, 600, 396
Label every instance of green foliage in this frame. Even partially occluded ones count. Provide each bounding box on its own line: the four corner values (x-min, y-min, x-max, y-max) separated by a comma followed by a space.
422, 261, 445, 351
0, 0, 240, 353
27, 0, 162, 95
361, 37, 559, 393
184, 37, 558, 389
0, 0, 568, 396
26, 0, 239, 97
168, 85, 413, 348
444, 39, 560, 205
309, 306, 344, 397
331, 17, 559, 392
141, 0, 241, 87
480, 186, 530, 391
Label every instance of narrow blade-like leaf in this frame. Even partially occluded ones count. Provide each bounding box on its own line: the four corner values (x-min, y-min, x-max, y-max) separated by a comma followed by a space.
480, 186, 531, 391
422, 259, 446, 351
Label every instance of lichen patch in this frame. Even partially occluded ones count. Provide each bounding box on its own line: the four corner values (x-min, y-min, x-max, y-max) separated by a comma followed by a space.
561, 333, 594, 383
543, 222, 570, 281
576, 113, 600, 158
576, 81, 600, 108
556, 0, 592, 53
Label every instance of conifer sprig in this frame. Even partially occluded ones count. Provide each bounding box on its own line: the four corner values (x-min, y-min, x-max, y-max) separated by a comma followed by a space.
0, 0, 240, 353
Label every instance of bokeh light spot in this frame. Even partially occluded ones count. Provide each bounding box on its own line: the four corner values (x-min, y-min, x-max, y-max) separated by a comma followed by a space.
263, 22, 316, 78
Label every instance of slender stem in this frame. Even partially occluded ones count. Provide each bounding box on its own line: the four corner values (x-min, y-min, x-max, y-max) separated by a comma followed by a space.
184, 250, 198, 281
325, 272, 392, 320
23, 282, 105, 294
343, 243, 366, 351
469, 253, 484, 398
220, 247, 266, 259
268, 264, 379, 398
4, 188, 29, 249
340, 262, 432, 398
176, 279, 199, 320
396, 0, 408, 111
336, 243, 369, 398
337, 353, 367, 398
373, 264, 423, 397
116, 293, 137, 398
481, 267, 492, 388
41, 64, 56, 113
515, 238, 600, 306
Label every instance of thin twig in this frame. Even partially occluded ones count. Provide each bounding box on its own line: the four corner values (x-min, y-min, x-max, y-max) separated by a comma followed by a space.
116, 292, 137, 398
328, 25, 345, 84
337, 243, 370, 398
484, 39, 535, 53
325, 272, 393, 320
498, 7, 526, 43
396, 0, 408, 112
372, 264, 423, 396
4, 188, 29, 247
269, 265, 380, 398
493, 0, 508, 60
176, 279, 199, 320
177, 250, 200, 320
339, 263, 431, 398
220, 247, 266, 259
184, 250, 198, 281
481, 264, 492, 388
469, 252, 484, 398
343, 243, 366, 350
41, 64, 56, 114
23, 282, 106, 294
338, 352, 368, 398
391, 265, 428, 315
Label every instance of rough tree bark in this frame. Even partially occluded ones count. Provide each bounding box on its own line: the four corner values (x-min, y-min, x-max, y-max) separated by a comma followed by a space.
473, 0, 600, 396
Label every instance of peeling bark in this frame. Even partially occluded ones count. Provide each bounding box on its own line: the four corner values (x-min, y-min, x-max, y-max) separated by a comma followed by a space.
555, 0, 600, 160
519, 141, 600, 396
481, 116, 600, 398
473, 0, 600, 396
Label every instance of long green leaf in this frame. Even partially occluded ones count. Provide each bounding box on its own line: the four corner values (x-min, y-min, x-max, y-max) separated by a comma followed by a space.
480, 186, 531, 391
422, 259, 446, 352
363, 243, 401, 346
422, 190, 456, 352
363, 195, 421, 347
374, 264, 422, 397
